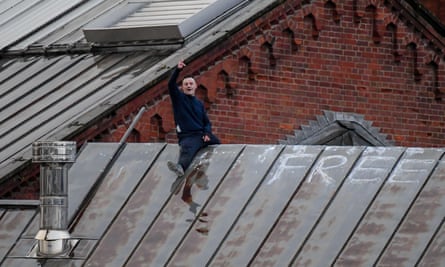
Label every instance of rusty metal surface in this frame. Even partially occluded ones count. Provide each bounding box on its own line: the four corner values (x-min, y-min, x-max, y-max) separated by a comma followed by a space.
84, 143, 181, 267
417, 222, 445, 267
125, 144, 244, 267
68, 142, 121, 223
252, 146, 364, 267
376, 155, 445, 266
0, 209, 36, 262
167, 145, 284, 266
336, 147, 444, 266
209, 145, 322, 266
71, 143, 165, 239
2, 144, 445, 266
292, 147, 405, 267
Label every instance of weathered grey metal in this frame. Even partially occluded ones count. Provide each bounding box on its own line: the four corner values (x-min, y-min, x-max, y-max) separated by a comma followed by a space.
0, 50, 174, 183
2, 144, 445, 266
168, 145, 285, 266
0, 0, 85, 50
83, 0, 247, 42
125, 144, 244, 266
119, 107, 146, 144
32, 141, 76, 256
335, 148, 443, 266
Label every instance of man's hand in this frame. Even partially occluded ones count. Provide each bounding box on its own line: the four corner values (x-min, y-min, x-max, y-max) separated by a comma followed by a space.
178, 60, 186, 69
203, 134, 210, 142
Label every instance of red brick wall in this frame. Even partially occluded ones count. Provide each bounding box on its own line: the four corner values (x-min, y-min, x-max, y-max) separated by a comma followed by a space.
4, 0, 445, 199
101, 0, 445, 147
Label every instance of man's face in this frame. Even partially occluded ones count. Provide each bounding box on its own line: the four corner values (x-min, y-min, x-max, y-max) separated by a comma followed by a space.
182, 77, 197, 96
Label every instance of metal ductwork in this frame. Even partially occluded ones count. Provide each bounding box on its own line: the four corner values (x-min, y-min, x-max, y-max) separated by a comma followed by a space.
32, 141, 76, 256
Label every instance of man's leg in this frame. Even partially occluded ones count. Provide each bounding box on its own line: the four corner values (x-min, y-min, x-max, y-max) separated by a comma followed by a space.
178, 135, 204, 171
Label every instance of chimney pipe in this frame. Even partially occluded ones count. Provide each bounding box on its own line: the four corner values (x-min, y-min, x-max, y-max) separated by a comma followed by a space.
32, 141, 76, 256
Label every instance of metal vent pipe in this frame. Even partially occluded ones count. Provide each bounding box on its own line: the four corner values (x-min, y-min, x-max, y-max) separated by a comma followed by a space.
32, 141, 76, 256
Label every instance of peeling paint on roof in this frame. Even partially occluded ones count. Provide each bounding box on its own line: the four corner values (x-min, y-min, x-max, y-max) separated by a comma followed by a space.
2, 143, 445, 266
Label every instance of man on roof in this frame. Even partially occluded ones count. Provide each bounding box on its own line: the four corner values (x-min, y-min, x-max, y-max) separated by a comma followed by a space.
167, 59, 220, 177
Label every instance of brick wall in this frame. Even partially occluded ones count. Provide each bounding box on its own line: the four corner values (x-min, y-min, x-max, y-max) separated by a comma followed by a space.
93, 0, 445, 148
4, 0, 445, 199
122, 0, 445, 147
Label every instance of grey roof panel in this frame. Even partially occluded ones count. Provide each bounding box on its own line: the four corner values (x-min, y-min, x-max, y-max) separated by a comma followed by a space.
291, 147, 405, 266
377, 157, 445, 266
71, 143, 166, 239
2, 144, 445, 266
125, 144, 244, 266
0, 49, 174, 182
418, 222, 445, 266
209, 145, 325, 266
169, 145, 285, 266
0, 209, 36, 261
0, 0, 85, 50
9, 0, 115, 50
67, 142, 122, 222
251, 146, 364, 266
84, 143, 185, 266
336, 147, 444, 266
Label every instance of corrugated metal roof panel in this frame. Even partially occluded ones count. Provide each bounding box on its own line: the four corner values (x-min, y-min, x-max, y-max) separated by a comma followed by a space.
2, 144, 445, 266
0, 0, 85, 50
9, 0, 116, 51
0, 48, 176, 182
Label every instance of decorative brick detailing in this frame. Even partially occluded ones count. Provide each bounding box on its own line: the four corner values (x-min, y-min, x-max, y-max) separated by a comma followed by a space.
324, 0, 343, 22
279, 110, 394, 145
301, 5, 322, 38
199, 59, 239, 99
280, 18, 302, 50
78, 0, 445, 148
238, 47, 260, 79
425, 54, 443, 101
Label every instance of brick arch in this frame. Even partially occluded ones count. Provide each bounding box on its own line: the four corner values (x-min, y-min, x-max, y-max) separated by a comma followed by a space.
324, 0, 343, 22
199, 58, 238, 101
300, 7, 322, 39
238, 46, 260, 78
280, 17, 302, 51
425, 54, 443, 101
384, 18, 403, 62
125, 128, 141, 142
258, 32, 277, 66
405, 42, 423, 81
134, 97, 175, 142
148, 113, 166, 141
424, 53, 441, 66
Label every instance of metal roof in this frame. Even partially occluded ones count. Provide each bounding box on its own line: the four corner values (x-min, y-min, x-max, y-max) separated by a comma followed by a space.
1, 143, 445, 266
0, 0, 273, 183
0, 50, 175, 181
83, 0, 247, 42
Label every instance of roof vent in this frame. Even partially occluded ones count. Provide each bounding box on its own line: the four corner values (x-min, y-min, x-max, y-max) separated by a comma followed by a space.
32, 141, 76, 256
82, 0, 246, 43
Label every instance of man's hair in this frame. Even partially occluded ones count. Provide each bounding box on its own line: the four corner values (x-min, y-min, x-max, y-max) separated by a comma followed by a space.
182, 75, 195, 81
